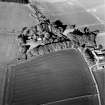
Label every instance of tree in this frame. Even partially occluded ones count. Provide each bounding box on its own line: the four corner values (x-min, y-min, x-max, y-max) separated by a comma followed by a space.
1, 0, 29, 4
84, 48, 96, 66
98, 44, 103, 50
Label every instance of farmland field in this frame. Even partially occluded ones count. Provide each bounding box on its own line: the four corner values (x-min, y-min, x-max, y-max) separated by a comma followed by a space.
93, 69, 105, 105
0, 0, 104, 105
0, 32, 19, 65
4, 49, 100, 105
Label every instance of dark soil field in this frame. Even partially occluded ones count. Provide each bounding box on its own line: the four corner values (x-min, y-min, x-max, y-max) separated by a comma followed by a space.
0, 66, 7, 105
4, 49, 100, 105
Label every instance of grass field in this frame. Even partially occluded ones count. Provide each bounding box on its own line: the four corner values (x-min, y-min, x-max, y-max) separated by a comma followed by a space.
0, 32, 19, 65
93, 69, 105, 105
0, 2, 37, 32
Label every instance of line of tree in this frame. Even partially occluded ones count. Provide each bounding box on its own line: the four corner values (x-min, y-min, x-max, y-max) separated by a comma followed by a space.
0, 0, 29, 4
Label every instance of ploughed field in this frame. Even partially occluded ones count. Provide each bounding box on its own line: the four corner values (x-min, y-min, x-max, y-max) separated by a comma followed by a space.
4, 49, 100, 105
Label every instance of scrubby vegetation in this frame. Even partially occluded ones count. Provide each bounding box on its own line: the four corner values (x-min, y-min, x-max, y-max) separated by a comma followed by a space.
17, 4, 101, 67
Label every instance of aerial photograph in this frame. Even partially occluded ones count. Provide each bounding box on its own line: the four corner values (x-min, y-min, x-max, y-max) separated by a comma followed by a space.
0, 0, 105, 105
